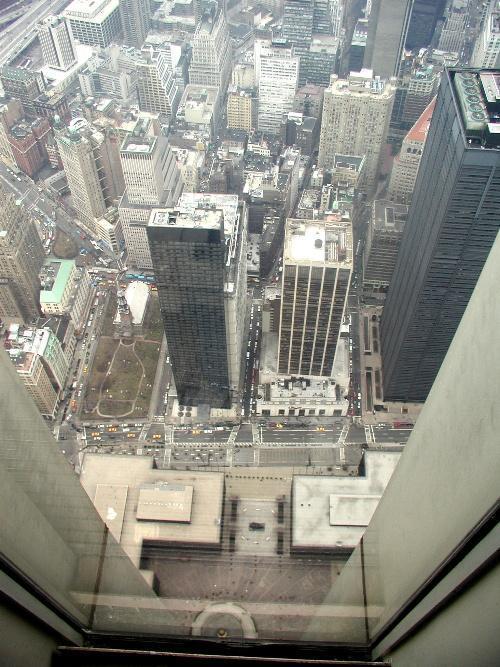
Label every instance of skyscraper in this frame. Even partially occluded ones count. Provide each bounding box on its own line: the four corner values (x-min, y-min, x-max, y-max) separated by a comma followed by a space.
381, 68, 500, 403
136, 50, 181, 121
277, 216, 352, 377
363, 0, 413, 78
255, 39, 299, 135
188, 8, 231, 91
119, 0, 150, 49
281, 0, 314, 54
119, 122, 182, 269
147, 194, 247, 408
37, 16, 76, 71
54, 119, 113, 235
318, 70, 395, 191
0, 185, 44, 325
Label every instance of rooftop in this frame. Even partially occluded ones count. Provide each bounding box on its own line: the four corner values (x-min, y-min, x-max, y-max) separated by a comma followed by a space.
451, 69, 500, 149
372, 200, 409, 232
292, 451, 401, 553
121, 135, 156, 154
124, 281, 149, 324
406, 97, 436, 144
80, 455, 225, 569
64, 0, 119, 20
39, 259, 75, 305
283, 218, 353, 267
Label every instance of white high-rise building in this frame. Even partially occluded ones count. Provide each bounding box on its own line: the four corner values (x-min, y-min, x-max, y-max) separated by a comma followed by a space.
329, 0, 344, 38
471, 2, 500, 68
318, 70, 395, 191
37, 16, 76, 71
188, 8, 231, 91
136, 50, 181, 121
255, 39, 299, 136
64, 0, 121, 48
119, 121, 183, 269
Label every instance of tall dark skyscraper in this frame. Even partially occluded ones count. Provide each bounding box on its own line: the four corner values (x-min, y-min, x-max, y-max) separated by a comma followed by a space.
381, 68, 500, 403
147, 195, 247, 409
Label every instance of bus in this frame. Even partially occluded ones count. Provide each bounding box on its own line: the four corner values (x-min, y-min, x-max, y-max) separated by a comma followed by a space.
393, 421, 413, 429
125, 273, 155, 284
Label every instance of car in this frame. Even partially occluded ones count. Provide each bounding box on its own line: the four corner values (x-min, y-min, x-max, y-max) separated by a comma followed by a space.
315, 426, 326, 432
83, 366, 88, 373
127, 433, 136, 438
91, 431, 100, 437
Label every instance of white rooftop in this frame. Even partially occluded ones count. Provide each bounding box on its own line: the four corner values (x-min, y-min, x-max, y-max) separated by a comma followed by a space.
284, 218, 353, 267
64, 0, 118, 20
292, 451, 401, 553
125, 281, 149, 325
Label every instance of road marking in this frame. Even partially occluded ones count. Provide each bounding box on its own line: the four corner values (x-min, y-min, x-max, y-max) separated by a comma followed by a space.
370, 425, 376, 443
338, 423, 349, 445
364, 426, 374, 444
228, 425, 239, 444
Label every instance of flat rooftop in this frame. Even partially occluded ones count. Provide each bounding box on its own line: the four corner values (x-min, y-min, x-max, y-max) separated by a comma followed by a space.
292, 451, 401, 553
39, 259, 74, 305
80, 455, 224, 569
64, 0, 118, 20
451, 69, 500, 149
121, 135, 156, 154
149, 207, 224, 232
283, 218, 353, 267
372, 199, 408, 232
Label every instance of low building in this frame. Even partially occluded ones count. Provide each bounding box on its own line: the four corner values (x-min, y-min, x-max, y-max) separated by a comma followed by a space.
39, 258, 93, 332
4, 323, 70, 417
291, 450, 401, 555
114, 281, 149, 335
175, 84, 219, 140
257, 337, 350, 417
6, 117, 51, 178
171, 146, 205, 192
227, 86, 256, 132
79, 455, 225, 576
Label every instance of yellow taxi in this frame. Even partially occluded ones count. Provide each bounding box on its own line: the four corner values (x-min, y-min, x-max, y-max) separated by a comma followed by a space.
315, 426, 326, 432
275, 423, 284, 429
91, 431, 100, 436
83, 366, 88, 374
127, 433, 136, 438
152, 434, 163, 440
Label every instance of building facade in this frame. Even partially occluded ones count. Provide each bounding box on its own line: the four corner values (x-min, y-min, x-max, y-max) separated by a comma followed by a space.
136, 51, 181, 121
362, 199, 408, 300
119, 0, 150, 49
188, 8, 231, 91
256, 39, 299, 136
363, 0, 413, 78
63, 0, 121, 48
388, 97, 436, 204
119, 125, 182, 269
471, 2, 500, 69
37, 16, 76, 71
0, 186, 44, 325
54, 118, 113, 234
318, 70, 395, 192
381, 68, 500, 403
277, 216, 352, 377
